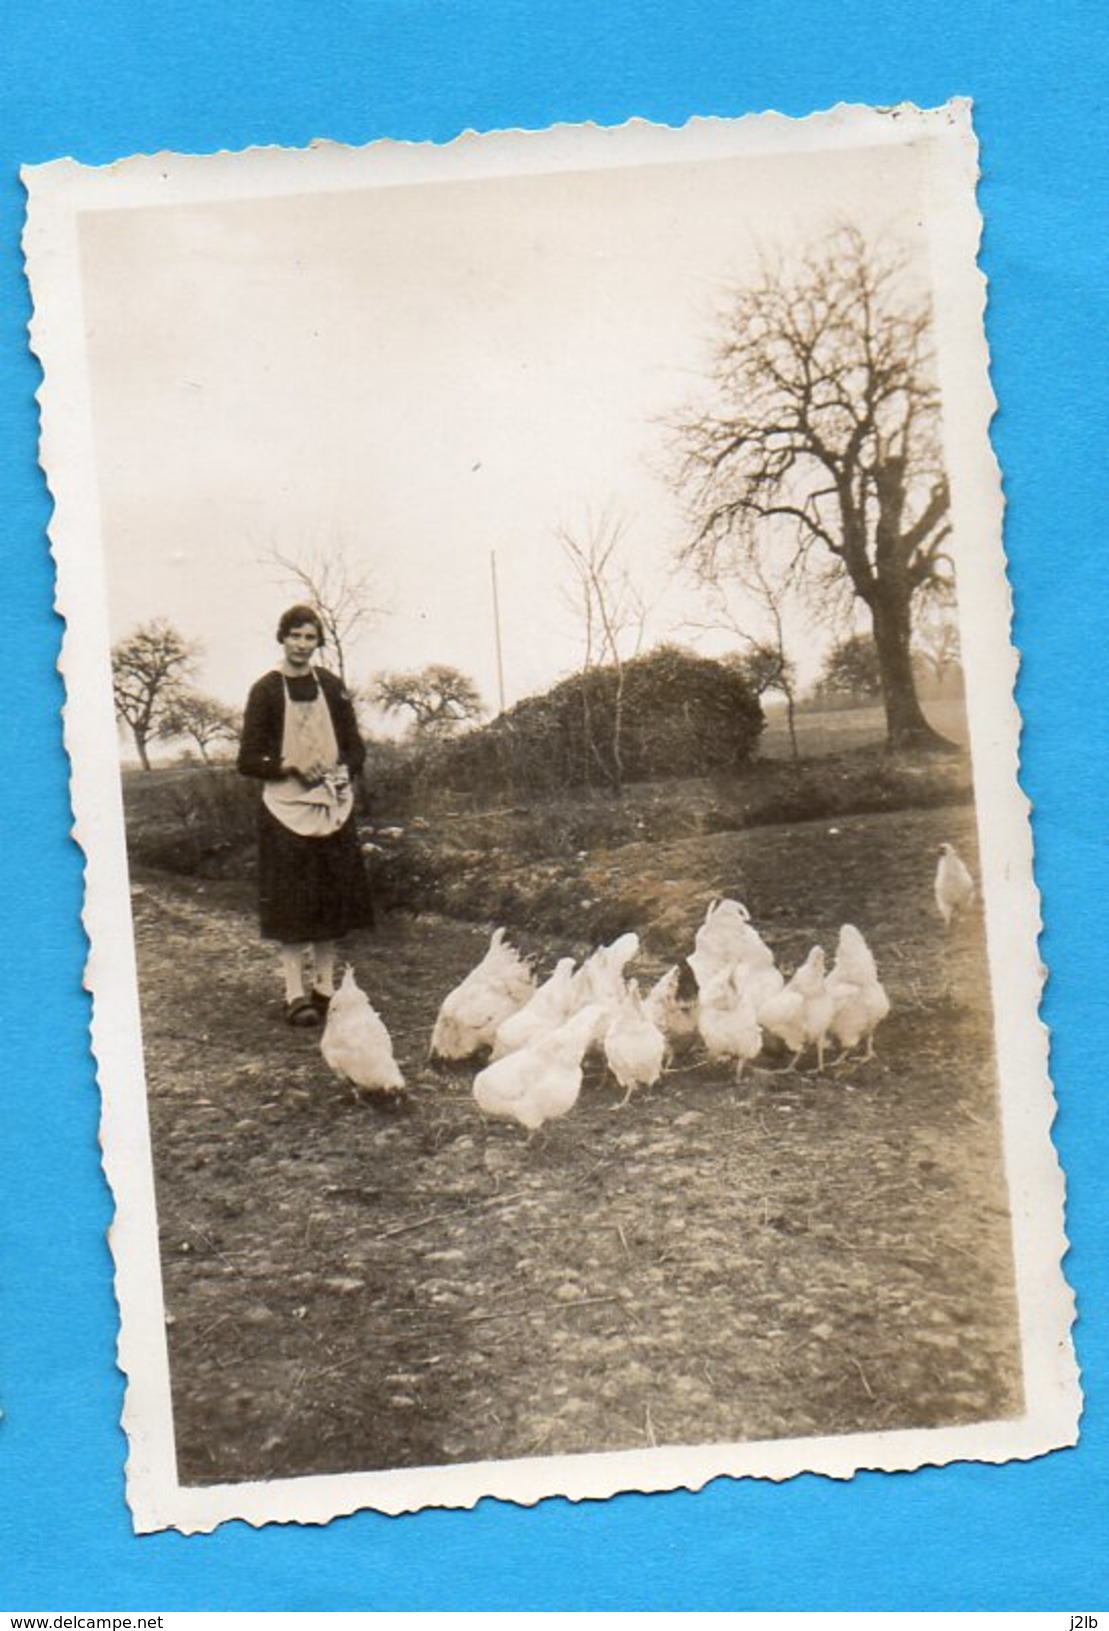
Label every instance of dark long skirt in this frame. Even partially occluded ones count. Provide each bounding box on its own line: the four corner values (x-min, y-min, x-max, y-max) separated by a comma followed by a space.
256, 805, 375, 942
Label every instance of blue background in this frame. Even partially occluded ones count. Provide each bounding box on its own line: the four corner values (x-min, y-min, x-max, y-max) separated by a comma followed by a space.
2, 1, 1106, 1610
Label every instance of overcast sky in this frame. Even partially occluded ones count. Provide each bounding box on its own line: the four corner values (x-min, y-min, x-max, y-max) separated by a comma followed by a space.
78, 133, 933, 732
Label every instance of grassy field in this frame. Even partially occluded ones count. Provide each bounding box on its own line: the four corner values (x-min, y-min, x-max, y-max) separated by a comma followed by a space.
119, 704, 974, 904
760, 696, 969, 759
130, 765, 1021, 1487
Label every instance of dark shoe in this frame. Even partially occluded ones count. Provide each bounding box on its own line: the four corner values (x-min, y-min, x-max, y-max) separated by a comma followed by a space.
285, 997, 321, 1028
310, 988, 333, 1017
357, 1087, 413, 1115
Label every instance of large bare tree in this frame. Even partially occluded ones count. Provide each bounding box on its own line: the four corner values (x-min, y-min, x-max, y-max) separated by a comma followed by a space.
111, 619, 199, 770
672, 224, 954, 751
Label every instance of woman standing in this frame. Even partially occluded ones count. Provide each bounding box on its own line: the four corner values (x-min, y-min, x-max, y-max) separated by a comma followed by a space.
238, 604, 374, 1026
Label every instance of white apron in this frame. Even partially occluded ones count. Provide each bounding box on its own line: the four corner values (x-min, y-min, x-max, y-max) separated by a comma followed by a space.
262, 672, 354, 839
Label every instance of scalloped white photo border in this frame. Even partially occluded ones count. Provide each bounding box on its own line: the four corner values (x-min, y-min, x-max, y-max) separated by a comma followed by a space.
22, 99, 1080, 1534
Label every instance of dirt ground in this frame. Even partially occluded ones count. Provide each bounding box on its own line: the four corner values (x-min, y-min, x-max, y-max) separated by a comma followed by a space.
133, 798, 1023, 1487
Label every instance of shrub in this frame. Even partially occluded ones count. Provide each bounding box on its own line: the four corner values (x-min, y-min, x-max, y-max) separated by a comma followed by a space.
122, 765, 258, 876
363, 736, 428, 818
377, 646, 764, 806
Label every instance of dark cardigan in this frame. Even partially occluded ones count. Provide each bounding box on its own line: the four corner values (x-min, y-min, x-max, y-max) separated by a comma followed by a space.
237, 667, 367, 782
237, 667, 374, 942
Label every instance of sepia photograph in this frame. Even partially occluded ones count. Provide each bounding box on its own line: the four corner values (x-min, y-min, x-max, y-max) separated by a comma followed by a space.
23, 102, 1077, 1533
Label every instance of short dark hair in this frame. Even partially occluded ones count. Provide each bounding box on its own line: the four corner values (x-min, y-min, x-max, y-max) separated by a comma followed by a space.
276, 604, 325, 644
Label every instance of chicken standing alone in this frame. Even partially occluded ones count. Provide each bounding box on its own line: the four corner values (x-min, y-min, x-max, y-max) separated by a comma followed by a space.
429, 927, 536, 1061
320, 965, 405, 1101
473, 1003, 605, 1135
935, 842, 977, 929
603, 981, 667, 1106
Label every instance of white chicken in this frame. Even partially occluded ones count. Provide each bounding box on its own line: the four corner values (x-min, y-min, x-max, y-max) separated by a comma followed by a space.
320, 966, 406, 1100
491, 956, 577, 1059
567, 931, 641, 1055
826, 924, 891, 1062
759, 945, 836, 1072
429, 928, 536, 1061
697, 964, 764, 1081
603, 981, 667, 1106
689, 900, 786, 1020
569, 931, 640, 1011
645, 959, 701, 1056
736, 936, 786, 1021
473, 1003, 604, 1135
687, 898, 752, 986
935, 842, 977, 929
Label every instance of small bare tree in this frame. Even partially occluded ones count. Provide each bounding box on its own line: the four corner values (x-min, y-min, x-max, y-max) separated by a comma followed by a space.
685, 551, 803, 759
159, 690, 242, 763
558, 509, 648, 793
265, 534, 384, 686
372, 665, 485, 738
111, 619, 200, 771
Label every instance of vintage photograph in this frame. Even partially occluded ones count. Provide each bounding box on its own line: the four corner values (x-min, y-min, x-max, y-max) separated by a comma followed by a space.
23, 103, 1078, 1532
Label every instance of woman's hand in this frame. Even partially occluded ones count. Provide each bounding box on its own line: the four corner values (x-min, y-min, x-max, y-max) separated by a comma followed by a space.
280, 758, 333, 786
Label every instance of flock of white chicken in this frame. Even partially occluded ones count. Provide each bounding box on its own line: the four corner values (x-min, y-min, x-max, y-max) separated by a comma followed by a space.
317, 840, 978, 1135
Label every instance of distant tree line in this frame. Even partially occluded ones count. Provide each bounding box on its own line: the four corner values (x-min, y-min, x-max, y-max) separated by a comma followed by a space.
808, 622, 963, 710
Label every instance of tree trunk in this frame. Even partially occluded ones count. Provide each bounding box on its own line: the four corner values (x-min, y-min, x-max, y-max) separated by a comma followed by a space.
610, 666, 626, 796
579, 674, 594, 788
871, 590, 955, 753
784, 685, 799, 762
132, 725, 152, 771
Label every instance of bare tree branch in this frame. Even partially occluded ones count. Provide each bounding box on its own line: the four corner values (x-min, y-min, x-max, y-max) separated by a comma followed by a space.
158, 690, 242, 763
557, 507, 651, 792
263, 533, 386, 685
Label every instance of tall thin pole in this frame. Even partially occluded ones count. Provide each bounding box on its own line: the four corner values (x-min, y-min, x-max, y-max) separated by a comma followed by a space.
490, 549, 506, 714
